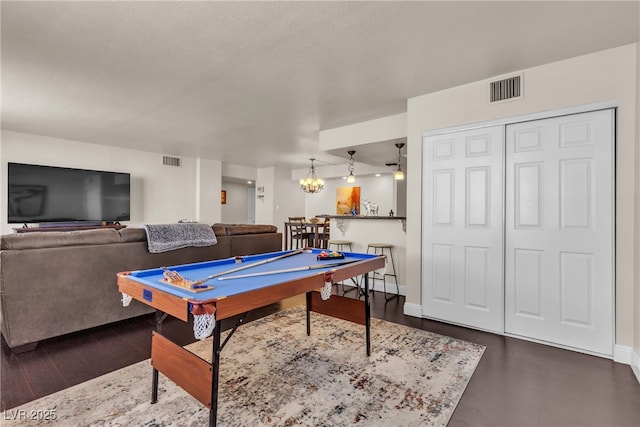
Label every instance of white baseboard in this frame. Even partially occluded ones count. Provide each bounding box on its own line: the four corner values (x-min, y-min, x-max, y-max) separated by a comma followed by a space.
612, 346, 639, 385
403, 302, 422, 318
398, 304, 639, 386
613, 345, 632, 364
632, 348, 640, 385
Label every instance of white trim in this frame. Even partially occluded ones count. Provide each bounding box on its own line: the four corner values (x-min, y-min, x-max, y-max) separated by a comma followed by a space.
631, 348, 640, 384
502, 329, 613, 360
421, 101, 618, 138
403, 302, 422, 318
408, 306, 638, 374
613, 345, 632, 364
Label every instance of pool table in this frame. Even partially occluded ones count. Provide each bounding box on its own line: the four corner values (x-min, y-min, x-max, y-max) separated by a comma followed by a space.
117, 248, 385, 426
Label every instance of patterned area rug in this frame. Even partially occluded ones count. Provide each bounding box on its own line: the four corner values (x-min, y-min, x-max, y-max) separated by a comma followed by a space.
2, 306, 484, 426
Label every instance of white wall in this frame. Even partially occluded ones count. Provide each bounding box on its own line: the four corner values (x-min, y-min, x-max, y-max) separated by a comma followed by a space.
634, 34, 640, 380
273, 167, 304, 236
407, 44, 638, 349
304, 175, 396, 219
254, 167, 275, 227
253, 165, 308, 239
396, 177, 406, 217
222, 163, 257, 182
221, 181, 250, 224
196, 158, 222, 224
247, 187, 256, 224
318, 112, 407, 150
1, 130, 221, 234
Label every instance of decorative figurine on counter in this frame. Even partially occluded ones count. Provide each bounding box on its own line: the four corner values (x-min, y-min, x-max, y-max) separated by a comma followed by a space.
362, 200, 379, 216
389, 209, 394, 217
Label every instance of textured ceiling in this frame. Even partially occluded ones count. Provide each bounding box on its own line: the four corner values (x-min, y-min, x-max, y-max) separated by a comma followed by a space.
2, 1, 639, 169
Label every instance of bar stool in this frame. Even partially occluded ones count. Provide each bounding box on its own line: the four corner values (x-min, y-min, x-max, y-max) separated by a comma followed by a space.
366, 243, 399, 302
328, 240, 352, 252
327, 240, 355, 294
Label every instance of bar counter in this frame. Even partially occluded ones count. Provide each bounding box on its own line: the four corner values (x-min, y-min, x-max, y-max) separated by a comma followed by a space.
323, 215, 406, 296
322, 215, 407, 220
320, 215, 406, 232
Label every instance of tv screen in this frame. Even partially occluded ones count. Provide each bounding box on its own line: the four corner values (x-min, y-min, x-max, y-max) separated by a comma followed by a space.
8, 163, 131, 224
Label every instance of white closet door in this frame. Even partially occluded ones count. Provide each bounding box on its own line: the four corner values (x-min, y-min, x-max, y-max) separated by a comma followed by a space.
422, 126, 504, 333
504, 109, 614, 356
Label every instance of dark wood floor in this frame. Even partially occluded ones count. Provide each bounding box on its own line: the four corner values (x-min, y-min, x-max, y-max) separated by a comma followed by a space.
2, 291, 639, 426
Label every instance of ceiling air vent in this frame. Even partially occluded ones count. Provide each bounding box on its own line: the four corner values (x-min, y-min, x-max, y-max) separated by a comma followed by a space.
489, 74, 523, 103
162, 155, 182, 167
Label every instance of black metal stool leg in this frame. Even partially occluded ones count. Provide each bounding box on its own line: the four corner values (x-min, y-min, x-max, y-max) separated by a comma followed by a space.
384, 246, 399, 303
329, 242, 358, 296
365, 243, 399, 303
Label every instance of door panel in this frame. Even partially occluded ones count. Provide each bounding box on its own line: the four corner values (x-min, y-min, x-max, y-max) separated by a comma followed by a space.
560, 159, 592, 229
504, 109, 614, 356
465, 246, 489, 309
514, 162, 543, 228
422, 126, 504, 333
513, 248, 543, 318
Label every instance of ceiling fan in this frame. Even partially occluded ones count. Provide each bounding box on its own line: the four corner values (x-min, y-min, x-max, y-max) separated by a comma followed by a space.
384, 142, 406, 166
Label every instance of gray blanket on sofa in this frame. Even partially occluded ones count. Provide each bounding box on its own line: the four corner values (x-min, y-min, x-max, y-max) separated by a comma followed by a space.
143, 223, 218, 253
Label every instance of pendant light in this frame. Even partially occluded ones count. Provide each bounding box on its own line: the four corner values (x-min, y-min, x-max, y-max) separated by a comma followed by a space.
346, 150, 356, 184
300, 158, 324, 193
394, 143, 405, 180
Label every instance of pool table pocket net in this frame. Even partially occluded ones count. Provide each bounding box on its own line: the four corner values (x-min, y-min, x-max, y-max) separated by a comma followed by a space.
191, 303, 216, 340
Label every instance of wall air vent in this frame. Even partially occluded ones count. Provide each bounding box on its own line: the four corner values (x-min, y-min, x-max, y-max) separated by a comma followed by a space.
162, 155, 182, 167
489, 74, 523, 103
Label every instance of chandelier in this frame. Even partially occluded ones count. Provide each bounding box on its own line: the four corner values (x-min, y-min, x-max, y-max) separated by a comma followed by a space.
300, 158, 324, 193
394, 143, 405, 180
346, 150, 356, 183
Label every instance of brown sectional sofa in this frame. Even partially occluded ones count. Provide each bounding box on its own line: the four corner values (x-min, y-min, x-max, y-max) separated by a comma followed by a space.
0, 224, 282, 353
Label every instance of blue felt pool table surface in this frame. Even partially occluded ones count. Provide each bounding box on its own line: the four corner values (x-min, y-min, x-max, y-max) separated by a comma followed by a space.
126, 248, 377, 302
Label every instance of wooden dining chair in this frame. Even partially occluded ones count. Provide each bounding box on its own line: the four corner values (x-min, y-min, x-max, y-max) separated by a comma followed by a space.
318, 218, 330, 249
288, 217, 309, 249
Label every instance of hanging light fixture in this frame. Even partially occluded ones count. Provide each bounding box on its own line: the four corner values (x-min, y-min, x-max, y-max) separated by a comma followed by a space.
394, 143, 405, 180
346, 150, 356, 184
300, 158, 324, 193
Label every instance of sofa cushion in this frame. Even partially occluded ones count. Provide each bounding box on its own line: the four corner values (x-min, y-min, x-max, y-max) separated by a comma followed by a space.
218, 224, 278, 236
118, 227, 147, 243
229, 232, 283, 255
1, 229, 121, 250
0, 224, 280, 250
212, 224, 227, 237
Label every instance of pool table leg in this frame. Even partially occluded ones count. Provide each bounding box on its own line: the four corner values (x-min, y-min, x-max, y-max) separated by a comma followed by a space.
305, 292, 311, 336
364, 273, 371, 357
210, 320, 222, 427
151, 369, 159, 404
151, 310, 168, 404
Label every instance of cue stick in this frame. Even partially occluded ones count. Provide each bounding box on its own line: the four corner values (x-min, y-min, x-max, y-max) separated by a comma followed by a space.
192, 249, 306, 285
216, 259, 359, 281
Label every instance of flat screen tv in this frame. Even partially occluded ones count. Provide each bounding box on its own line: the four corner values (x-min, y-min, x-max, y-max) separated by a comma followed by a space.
7, 163, 131, 224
